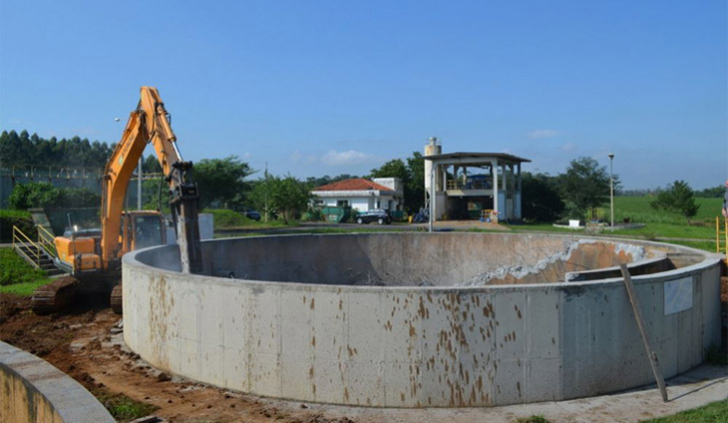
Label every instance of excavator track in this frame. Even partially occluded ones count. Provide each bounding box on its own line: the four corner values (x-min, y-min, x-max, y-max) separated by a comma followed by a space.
31, 276, 80, 315
110, 283, 123, 315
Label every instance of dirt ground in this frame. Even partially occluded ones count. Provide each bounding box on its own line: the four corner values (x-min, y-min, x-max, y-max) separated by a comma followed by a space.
2, 290, 726, 423
0, 293, 356, 423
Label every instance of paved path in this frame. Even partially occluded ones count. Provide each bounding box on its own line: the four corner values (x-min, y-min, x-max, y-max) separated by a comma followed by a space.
305, 364, 728, 423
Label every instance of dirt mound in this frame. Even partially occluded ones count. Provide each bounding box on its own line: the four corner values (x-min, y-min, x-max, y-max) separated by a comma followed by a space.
0, 293, 357, 423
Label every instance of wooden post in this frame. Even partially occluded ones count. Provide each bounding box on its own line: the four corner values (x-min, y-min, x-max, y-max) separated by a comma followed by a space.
620, 264, 668, 402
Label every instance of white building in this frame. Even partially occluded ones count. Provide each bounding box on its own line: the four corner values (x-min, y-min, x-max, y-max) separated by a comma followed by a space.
311, 178, 403, 212
424, 138, 530, 223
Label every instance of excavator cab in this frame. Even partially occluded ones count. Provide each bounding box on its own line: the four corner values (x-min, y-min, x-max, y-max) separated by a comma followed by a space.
121, 211, 167, 254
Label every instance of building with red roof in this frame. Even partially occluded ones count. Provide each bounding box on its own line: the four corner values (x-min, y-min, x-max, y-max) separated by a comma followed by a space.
311, 177, 403, 212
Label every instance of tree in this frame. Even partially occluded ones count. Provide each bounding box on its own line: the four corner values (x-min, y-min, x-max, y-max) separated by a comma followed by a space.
695, 185, 725, 198
192, 156, 253, 210
370, 159, 408, 182
143, 154, 163, 174
557, 157, 615, 219
368, 152, 426, 214
521, 172, 565, 222
650, 180, 700, 224
249, 173, 311, 223
405, 152, 425, 212
0, 129, 114, 168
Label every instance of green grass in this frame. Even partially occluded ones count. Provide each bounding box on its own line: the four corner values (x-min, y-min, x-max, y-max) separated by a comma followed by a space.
509, 196, 726, 253
517, 416, 551, 423
640, 399, 728, 423
609, 196, 723, 225
611, 222, 716, 240
0, 279, 54, 296
0, 208, 31, 219
0, 248, 52, 295
93, 390, 159, 423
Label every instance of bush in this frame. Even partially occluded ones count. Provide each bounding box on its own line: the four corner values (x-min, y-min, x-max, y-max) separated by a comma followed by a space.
203, 209, 248, 229
303, 208, 324, 222
8, 182, 60, 210
8, 182, 100, 210
0, 210, 34, 243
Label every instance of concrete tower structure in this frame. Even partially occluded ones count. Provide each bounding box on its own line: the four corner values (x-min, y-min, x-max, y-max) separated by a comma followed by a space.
423, 137, 441, 194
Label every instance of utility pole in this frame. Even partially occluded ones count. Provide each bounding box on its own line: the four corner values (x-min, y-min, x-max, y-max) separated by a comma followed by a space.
609, 153, 615, 229
137, 156, 143, 210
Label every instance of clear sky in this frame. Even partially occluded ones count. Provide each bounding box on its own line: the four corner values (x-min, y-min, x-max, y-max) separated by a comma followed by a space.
1, 1, 726, 190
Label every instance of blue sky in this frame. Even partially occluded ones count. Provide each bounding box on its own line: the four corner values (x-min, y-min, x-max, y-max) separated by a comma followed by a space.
1, 1, 726, 190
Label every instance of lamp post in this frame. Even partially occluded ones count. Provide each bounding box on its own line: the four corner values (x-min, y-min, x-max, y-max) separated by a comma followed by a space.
609, 153, 614, 229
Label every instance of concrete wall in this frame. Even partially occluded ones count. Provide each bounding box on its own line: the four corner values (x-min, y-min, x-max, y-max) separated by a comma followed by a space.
0, 341, 115, 422
193, 234, 660, 287
122, 233, 722, 408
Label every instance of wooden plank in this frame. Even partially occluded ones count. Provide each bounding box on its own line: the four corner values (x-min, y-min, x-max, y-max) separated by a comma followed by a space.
620, 264, 668, 402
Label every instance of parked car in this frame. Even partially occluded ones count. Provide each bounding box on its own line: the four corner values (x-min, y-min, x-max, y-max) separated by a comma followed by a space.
241, 208, 261, 221
356, 209, 392, 225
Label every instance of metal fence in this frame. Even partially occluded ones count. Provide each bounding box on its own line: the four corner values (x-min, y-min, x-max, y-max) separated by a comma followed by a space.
0, 166, 104, 208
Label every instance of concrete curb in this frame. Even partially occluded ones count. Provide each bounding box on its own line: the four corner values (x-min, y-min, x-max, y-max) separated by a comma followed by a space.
0, 341, 114, 423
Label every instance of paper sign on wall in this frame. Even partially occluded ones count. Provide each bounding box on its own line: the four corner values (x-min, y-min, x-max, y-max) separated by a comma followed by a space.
664, 277, 693, 315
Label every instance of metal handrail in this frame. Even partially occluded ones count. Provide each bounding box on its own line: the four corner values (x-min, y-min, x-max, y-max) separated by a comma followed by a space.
37, 225, 58, 258
12, 225, 43, 266
717, 216, 728, 262
445, 179, 493, 191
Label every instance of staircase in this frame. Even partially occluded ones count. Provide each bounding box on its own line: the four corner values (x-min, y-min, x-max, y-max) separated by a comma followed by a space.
12, 211, 65, 277
14, 243, 64, 276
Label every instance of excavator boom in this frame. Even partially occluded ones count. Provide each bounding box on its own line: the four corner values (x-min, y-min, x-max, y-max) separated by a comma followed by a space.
101, 86, 202, 273
35, 87, 202, 314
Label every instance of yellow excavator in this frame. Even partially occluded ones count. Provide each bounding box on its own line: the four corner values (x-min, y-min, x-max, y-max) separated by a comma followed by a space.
32, 87, 203, 314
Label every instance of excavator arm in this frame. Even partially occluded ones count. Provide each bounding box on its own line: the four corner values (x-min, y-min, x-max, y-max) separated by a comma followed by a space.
101, 86, 202, 273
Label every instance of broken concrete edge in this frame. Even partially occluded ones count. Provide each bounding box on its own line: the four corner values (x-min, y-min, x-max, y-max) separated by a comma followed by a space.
0, 341, 115, 423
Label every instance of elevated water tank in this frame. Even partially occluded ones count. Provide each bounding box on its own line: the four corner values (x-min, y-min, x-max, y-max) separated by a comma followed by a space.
424, 137, 441, 192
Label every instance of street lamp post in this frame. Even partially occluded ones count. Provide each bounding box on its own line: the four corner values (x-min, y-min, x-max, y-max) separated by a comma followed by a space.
609, 153, 615, 229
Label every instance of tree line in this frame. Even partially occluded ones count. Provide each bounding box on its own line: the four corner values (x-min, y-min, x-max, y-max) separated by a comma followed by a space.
0, 130, 115, 168
2, 128, 719, 225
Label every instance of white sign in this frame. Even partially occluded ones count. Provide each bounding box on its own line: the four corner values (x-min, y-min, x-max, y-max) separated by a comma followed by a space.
664, 277, 693, 315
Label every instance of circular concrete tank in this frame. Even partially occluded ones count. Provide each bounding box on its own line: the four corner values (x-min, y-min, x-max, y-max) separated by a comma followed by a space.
122, 233, 722, 408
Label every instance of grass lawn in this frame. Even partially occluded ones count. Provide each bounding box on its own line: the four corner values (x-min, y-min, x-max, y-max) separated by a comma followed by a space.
0, 247, 53, 296
611, 222, 716, 240
611, 196, 722, 225
509, 196, 726, 253
640, 399, 728, 423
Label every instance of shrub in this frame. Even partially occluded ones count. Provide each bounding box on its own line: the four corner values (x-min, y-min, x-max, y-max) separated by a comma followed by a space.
8, 182, 100, 210
0, 211, 34, 243
8, 182, 60, 210
203, 209, 247, 229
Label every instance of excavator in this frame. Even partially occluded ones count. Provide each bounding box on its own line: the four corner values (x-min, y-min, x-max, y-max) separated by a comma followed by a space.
32, 87, 203, 314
